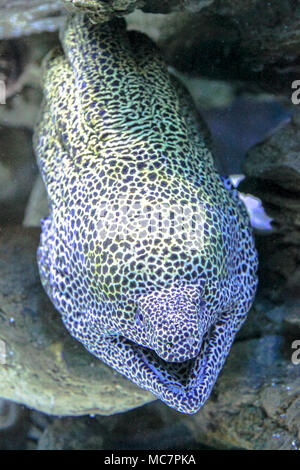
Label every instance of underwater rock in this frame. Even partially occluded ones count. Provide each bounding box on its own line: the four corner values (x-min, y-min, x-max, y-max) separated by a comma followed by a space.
0, 32, 58, 128
282, 301, 300, 338
1, 1, 300, 95
0, 399, 31, 450
243, 111, 300, 193
178, 334, 300, 450
0, 226, 155, 416
0, 39, 21, 94
0, 127, 38, 225
128, 3, 300, 96
0, 0, 213, 39
23, 176, 49, 228
37, 415, 105, 450
241, 110, 300, 300
37, 401, 197, 450
63, 0, 214, 22
0, 1, 65, 39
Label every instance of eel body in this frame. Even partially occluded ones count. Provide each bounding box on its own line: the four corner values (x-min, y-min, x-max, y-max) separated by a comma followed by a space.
34, 14, 258, 413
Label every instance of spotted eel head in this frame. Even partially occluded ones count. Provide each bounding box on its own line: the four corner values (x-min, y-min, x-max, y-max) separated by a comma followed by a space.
136, 285, 207, 362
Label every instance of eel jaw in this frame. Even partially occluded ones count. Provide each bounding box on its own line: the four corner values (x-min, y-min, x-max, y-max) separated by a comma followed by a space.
81, 306, 244, 413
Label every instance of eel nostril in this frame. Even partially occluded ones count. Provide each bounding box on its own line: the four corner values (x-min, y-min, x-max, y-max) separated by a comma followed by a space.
187, 336, 195, 347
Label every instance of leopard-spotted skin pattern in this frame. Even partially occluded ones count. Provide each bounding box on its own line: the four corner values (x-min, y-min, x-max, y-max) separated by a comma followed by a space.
34, 14, 258, 414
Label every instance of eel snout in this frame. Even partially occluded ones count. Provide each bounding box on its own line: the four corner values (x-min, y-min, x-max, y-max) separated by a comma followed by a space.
136, 284, 207, 363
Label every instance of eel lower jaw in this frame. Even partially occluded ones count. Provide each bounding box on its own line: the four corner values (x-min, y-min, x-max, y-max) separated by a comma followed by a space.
133, 337, 207, 392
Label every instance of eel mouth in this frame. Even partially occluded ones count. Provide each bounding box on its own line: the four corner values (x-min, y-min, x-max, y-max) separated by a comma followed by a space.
136, 346, 201, 393
86, 313, 231, 413
123, 330, 210, 396
104, 332, 214, 414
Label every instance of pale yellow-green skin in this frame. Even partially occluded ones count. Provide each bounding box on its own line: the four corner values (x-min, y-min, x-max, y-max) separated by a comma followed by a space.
34, 14, 258, 413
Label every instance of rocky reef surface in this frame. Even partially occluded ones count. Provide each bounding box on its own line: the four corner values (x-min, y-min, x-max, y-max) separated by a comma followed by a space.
0, 0, 299, 450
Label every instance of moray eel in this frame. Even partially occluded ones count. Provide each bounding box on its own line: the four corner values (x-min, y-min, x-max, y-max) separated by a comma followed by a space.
34, 14, 258, 414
